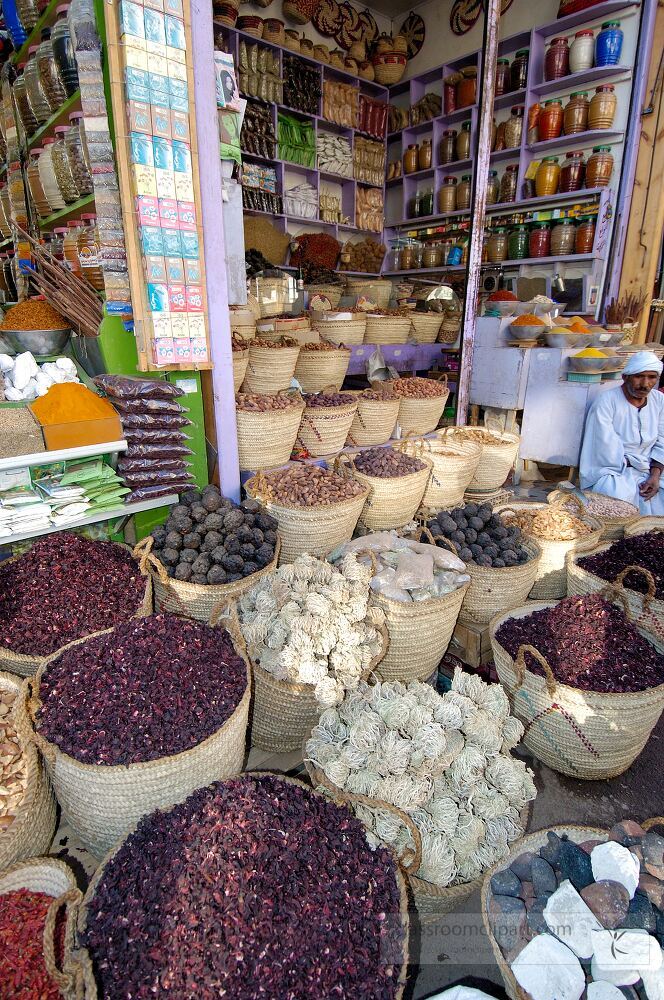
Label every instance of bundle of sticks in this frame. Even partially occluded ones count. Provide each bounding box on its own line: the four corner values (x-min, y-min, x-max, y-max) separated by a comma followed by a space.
15, 225, 104, 338
605, 290, 648, 326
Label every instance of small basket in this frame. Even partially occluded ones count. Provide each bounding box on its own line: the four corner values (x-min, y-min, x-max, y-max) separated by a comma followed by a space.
372, 52, 407, 85
393, 378, 449, 437
346, 391, 400, 447
232, 349, 249, 392
236, 395, 305, 471
459, 538, 542, 626
404, 434, 481, 510
294, 346, 351, 393
261, 17, 284, 43
304, 284, 343, 308
283, 28, 300, 49
283, 0, 311, 23
296, 396, 358, 457
336, 450, 432, 531
312, 314, 366, 345
365, 314, 412, 345
313, 44, 330, 63
441, 427, 520, 493
242, 340, 301, 394
345, 279, 392, 308
236, 14, 264, 35
409, 312, 443, 344
547, 487, 639, 540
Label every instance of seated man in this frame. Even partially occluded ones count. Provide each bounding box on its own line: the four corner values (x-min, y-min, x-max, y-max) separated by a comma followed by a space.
579, 350, 664, 515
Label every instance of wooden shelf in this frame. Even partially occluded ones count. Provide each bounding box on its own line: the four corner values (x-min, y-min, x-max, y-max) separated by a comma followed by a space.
27, 91, 82, 151
38, 194, 95, 230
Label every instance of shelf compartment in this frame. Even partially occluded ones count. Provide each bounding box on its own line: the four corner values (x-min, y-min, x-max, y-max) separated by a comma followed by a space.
527, 129, 624, 154
530, 64, 632, 97
2, 494, 178, 545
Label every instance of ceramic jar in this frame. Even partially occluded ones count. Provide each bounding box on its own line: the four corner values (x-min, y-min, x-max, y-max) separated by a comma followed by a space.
588, 85, 617, 129
529, 223, 551, 258
418, 139, 432, 170
563, 91, 589, 135
545, 37, 570, 81
575, 216, 596, 253
570, 29, 594, 73
596, 21, 623, 66
538, 99, 563, 141
438, 176, 457, 213
404, 144, 419, 174
535, 156, 561, 197
559, 150, 585, 191
456, 174, 472, 210
586, 145, 614, 187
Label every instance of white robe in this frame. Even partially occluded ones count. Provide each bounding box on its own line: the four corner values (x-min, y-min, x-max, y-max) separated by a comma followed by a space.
579, 386, 664, 515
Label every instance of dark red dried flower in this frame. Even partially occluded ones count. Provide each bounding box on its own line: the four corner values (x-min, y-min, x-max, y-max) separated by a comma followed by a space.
578, 533, 663, 600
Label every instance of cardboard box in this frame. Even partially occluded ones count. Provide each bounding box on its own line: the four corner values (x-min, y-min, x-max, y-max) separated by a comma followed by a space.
31, 396, 123, 451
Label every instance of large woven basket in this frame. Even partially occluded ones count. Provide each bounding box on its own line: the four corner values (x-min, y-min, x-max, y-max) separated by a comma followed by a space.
365, 314, 412, 345
30, 629, 252, 859
241, 341, 301, 394
346, 391, 400, 447
395, 383, 449, 437
0, 672, 56, 871
496, 498, 603, 601
232, 350, 249, 392
458, 539, 542, 627
236, 396, 305, 470
548, 487, 640, 540
133, 535, 280, 623
345, 278, 392, 308
490, 600, 664, 779
403, 434, 482, 510
409, 312, 443, 344
441, 427, 520, 493
294, 346, 351, 392
76, 771, 410, 1000
0, 545, 153, 679
296, 397, 358, 457
246, 472, 369, 563
304, 283, 343, 308
336, 450, 432, 531
312, 314, 366, 345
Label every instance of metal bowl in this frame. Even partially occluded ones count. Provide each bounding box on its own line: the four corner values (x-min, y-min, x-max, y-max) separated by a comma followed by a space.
588, 329, 624, 348
568, 355, 610, 374
0, 331, 14, 355
544, 332, 580, 349
3, 328, 71, 356
508, 323, 546, 341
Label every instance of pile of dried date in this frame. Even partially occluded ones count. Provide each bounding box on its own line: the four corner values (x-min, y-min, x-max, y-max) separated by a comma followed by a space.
258, 465, 365, 507
304, 391, 355, 408
353, 447, 427, 478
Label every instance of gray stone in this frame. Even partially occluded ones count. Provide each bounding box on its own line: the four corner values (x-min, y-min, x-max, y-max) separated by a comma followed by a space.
527, 897, 549, 935
580, 880, 631, 929
540, 831, 563, 866
592, 842, 641, 899
643, 834, 664, 881
610, 821, 646, 846
511, 851, 536, 881
512, 934, 585, 1000
559, 840, 594, 890
532, 856, 558, 896
491, 868, 522, 898
638, 874, 664, 910
544, 880, 603, 959
624, 892, 656, 933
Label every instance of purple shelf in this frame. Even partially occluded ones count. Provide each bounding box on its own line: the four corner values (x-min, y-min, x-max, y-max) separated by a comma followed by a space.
537, 0, 639, 35
318, 168, 354, 183
383, 265, 467, 276
531, 64, 632, 97
384, 252, 597, 276
527, 129, 624, 154
490, 147, 521, 163
403, 119, 439, 137
494, 87, 527, 111
348, 343, 446, 375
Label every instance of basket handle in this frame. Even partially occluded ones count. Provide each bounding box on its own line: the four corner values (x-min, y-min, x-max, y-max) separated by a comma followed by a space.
132, 536, 170, 586
612, 564, 656, 611
355, 547, 379, 575
43, 888, 83, 994
428, 531, 458, 557
550, 491, 586, 515
411, 524, 437, 546
514, 643, 557, 697
643, 816, 664, 832
394, 430, 425, 456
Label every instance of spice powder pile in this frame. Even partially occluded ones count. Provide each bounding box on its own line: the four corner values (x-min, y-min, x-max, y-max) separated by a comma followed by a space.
0, 299, 67, 331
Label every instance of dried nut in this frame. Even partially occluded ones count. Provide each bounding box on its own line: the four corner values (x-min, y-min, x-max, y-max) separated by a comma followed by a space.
389, 377, 448, 399
236, 392, 302, 412
304, 391, 355, 409
257, 465, 364, 507
352, 447, 427, 479
505, 508, 594, 541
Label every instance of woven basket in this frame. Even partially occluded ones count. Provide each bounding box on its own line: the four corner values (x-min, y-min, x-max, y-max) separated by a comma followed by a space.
396, 382, 449, 437
458, 539, 542, 626
404, 434, 482, 509
496, 497, 603, 601
294, 347, 351, 392
282, 0, 310, 23
133, 535, 280, 623
30, 629, 252, 859
245, 471, 369, 563
261, 17, 284, 42
335, 450, 431, 531
296, 398, 358, 457
441, 427, 520, 493
232, 350, 249, 392
312, 315, 366, 346
0, 672, 56, 871
236, 14, 264, 35
236, 396, 305, 470
305, 284, 343, 308
346, 392, 400, 447
548, 487, 640, 540
490, 601, 664, 779
242, 342, 301, 394
409, 313, 443, 344
365, 314, 412, 345
0, 545, 153, 679
372, 53, 407, 85
345, 279, 393, 308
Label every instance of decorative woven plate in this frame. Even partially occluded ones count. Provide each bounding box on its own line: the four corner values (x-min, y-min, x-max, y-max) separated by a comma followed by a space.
335, 2, 363, 49
398, 11, 425, 58
313, 0, 341, 35
358, 7, 378, 42
451, 0, 514, 34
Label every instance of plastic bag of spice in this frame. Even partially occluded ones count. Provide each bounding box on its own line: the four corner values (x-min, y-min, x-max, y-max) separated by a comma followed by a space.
112, 398, 186, 416
118, 458, 189, 474
119, 413, 193, 430
124, 429, 190, 445
124, 444, 193, 461
125, 483, 193, 503
123, 469, 195, 486
94, 375, 185, 400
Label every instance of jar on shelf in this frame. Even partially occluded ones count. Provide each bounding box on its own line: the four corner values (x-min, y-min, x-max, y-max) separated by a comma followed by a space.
570, 29, 595, 73
399, 241, 415, 270
456, 174, 472, 210
575, 215, 596, 253
423, 245, 442, 268
504, 105, 524, 148
77, 213, 104, 290
529, 222, 551, 258
545, 37, 570, 82
508, 225, 529, 260
404, 143, 419, 174
495, 121, 506, 151
16, 0, 40, 32
65, 113, 93, 195
495, 57, 510, 96
457, 67, 477, 109
499, 164, 519, 203
586, 145, 614, 187
559, 150, 585, 191
487, 169, 500, 205
456, 120, 472, 160
24, 46, 52, 125
38, 140, 67, 212
8, 163, 29, 230
36, 28, 67, 111
0, 188, 11, 240
419, 188, 434, 217
487, 227, 508, 263
439, 129, 457, 164
64, 219, 83, 274
51, 125, 80, 202
538, 99, 563, 141
13, 67, 39, 136
596, 21, 623, 67
490, 117, 497, 151
0, 187, 12, 236
27, 149, 52, 216
550, 218, 576, 255
535, 156, 561, 197
438, 175, 457, 213
51, 5, 79, 98
588, 84, 617, 130
49, 226, 67, 260
418, 139, 432, 170
511, 49, 529, 91
563, 91, 589, 135
444, 75, 457, 115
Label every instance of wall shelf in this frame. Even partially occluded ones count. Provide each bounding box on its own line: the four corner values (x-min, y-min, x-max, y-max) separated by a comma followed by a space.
38, 194, 95, 230
27, 91, 81, 152
530, 64, 632, 97
0, 440, 127, 473
1, 494, 177, 545
527, 129, 624, 155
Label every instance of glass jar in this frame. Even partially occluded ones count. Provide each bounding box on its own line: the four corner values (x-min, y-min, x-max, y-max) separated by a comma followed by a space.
419, 188, 434, 217
0, 189, 11, 239
490, 117, 497, 151
16, 0, 40, 31
65, 113, 93, 196
457, 68, 477, 109
588, 84, 617, 130
495, 57, 510, 96
444, 75, 456, 115
570, 29, 594, 73
545, 37, 570, 81
563, 91, 589, 135
39, 140, 67, 211
511, 49, 529, 91
64, 220, 83, 274
51, 5, 79, 98
3, 254, 18, 301
51, 126, 80, 202
487, 170, 500, 205
0, 187, 12, 237
437, 176, 457, 214
550, 218, 576, 255
487, 227, 508, 263
499, 164, 519, 203
586, 145, 614, 187
27, 148, 52, 216
508, 225, 529, 260
538, 99, 563, 141
418, 139, 432, 170
536, 156, 561, 197
575, 215, 596, 254
77, 214, 104, 290
404, 143, 418, 174
504, 105, 524, 148
559, 150, 585, 192
529, 223, 551, 258
49, 226, 67, 260
24, 46, 52, 126
36, 28, 66, 111
422, 246, 442, 268
13, 68, 39, 136
439, 129, 457, 165
8, 162, 29, 229
456, 174, 472, 210
456, 121, 471, 160
596, 21, 623, 66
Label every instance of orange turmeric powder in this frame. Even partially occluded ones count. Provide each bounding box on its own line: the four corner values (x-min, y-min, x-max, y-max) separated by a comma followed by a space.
31, 383, 118, 425
511, 313, 546, 326
569, 321, 589, 333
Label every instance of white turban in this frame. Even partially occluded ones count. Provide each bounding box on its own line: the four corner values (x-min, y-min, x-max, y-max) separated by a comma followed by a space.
622, 351, 663, 377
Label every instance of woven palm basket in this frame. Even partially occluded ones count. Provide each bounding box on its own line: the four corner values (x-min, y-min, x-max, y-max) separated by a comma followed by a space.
335, 450, 432, 531
296, 397, 359, 457
409, 312, 443, 344
458, 539, 542, 626
294, 346, 351, 392
548, 487, 640, 540
365, 315, 412, 345
232, 350, 249, 392
311, 315, 366, 345
346, 392, 400, 447
402, 434, 482, 510
242, 342, 301, 394
236, 397, 304, 470
441, 428, 520, 493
